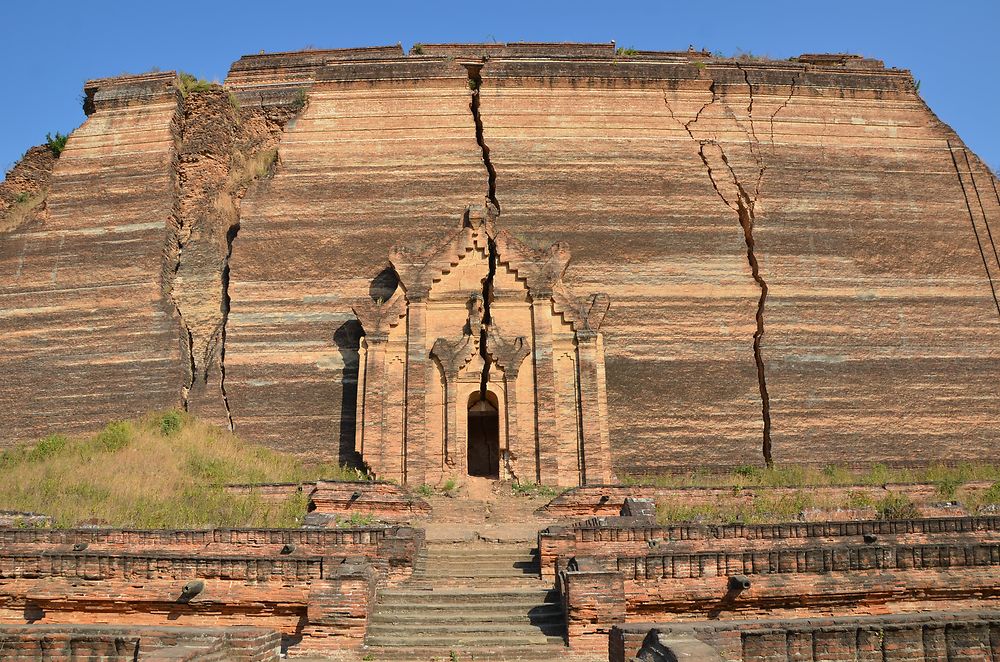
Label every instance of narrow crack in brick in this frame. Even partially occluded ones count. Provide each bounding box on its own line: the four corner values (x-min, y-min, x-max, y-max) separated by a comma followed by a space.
948, 140, 1000, 318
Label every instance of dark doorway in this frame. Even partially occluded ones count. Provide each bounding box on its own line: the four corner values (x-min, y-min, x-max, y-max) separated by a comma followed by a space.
467, 392, 500, 478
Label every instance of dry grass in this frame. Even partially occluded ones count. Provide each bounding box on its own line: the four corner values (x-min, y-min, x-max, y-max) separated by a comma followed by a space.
624, 462, 1000, 490
0, 412, 361, 529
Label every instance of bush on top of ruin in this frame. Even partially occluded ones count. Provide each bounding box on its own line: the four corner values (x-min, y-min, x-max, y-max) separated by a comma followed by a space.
0, 412, 361, 529
176, 72, 219, 97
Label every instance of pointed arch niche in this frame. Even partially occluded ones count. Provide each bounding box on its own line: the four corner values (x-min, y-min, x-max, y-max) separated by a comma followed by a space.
352, 204, 611, 487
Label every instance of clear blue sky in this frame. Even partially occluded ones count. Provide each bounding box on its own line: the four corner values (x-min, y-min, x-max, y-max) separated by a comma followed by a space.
2, 0, 997, 174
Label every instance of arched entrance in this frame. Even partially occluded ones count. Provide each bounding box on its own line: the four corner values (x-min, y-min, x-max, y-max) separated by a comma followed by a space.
467, 391, 499, 478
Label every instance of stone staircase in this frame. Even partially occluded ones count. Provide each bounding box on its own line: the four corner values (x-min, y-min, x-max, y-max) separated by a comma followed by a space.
363, 541, 567, 661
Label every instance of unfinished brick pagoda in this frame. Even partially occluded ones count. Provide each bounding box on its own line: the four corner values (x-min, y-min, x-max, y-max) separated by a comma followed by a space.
3, 43, 999, 483
2, 41, 1000, 662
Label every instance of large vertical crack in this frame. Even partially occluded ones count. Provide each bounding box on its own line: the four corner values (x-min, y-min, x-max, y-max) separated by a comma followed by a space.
468, 64, 500, 213
467, 62, 501, 399
165, 101, 195, 411
666, 76, 774, 467
167, 85, 306, 427
220, 222, 239, 429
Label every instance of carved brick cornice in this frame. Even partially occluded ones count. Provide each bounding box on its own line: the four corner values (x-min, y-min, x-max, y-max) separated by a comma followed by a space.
552, 285, 611, 335
430, 294, 484, 378
389, 208, 488, 300
486, 324, 531, 379
351, 289, 407, 341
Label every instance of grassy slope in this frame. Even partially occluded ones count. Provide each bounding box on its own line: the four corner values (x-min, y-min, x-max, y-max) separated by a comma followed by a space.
0, 412, 361, 529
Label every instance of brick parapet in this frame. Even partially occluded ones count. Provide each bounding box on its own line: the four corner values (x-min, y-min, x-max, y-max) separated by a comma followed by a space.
614, 541, 1000, 580
610, 611, 1000, 662
562, 541, 1000, 649
0, 624, 280, 661
539, 516, 1000, 578
539, 483, 998, 518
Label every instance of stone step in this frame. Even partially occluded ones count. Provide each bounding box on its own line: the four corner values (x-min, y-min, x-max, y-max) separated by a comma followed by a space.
363, 632, 565, 648
370, 605, 563, 623
359, 644, 571, 661
419, 568, 539, 579
367, 621, 564, 636
415, 557, 538, 569
376, 588, 557, 606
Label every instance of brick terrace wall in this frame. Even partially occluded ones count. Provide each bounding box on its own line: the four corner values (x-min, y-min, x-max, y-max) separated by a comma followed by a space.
539, 516, 1000, 578
0, 526, 425, 655
540, 483, 997, 518
0, 624, 280, 661
223, 480, 432, 522
610, 612, 1000, 662
0, 525, 423, 582
308, 481, 431, 519
562, 540, 1000, 650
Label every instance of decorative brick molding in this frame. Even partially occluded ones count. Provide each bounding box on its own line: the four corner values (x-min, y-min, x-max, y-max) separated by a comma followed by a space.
560, 535, 1000, 649
610, 611, 1000, 662
0, 526, 424, 655
0, 624, 280, 661
308, 481, 431, 519
539, 516, 1000, 578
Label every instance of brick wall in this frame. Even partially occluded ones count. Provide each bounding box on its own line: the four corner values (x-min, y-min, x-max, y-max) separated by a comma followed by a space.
0, 525, 424, 655
561, 534, 1000, 650
540, 483, 997, 518
539, 516, 1000, 578
0, 624, 280, 661
610, 612, 1000, 662
308, 481, 431, 519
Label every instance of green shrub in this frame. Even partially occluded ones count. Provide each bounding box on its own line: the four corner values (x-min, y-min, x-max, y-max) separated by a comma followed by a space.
93, 421, 134, 452
416, 484, 434, 497
27, 435, 68, 462
442, 477, 457, 492
341, 512, 376, 528
291, 88, 308, 111
846, 490, 874, 509
865, 463, 892, 485
14, 192, 30, 204
935, 475, 963, 501
511, 482, 558, 498
616, 47, 638, 56
733, 465, 760, 479
45, 132, 69, 156
980, 481, 1000, 505
177, 72, 215, 97
155, 410, 185, 437
412, 43, 424, 55
876, 492, 920, 520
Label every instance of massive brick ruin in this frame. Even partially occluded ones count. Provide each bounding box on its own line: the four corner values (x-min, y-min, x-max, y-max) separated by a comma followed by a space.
2, 43, 999, 483
2, 41, 1000, 661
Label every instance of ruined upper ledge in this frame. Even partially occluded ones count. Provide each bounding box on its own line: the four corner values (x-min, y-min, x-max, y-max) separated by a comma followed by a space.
222, 43, 910, 100
82, 71, 179, 115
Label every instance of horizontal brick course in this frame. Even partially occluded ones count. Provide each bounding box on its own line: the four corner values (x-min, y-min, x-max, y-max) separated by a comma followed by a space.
0, 624, 280, 661
610, 611, 1000, 662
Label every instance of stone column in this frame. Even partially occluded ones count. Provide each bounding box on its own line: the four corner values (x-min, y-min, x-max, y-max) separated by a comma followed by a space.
576, 329, 611, 484
442, 369, 459, 469
404, 292, 430, 485
531, 294, 559, 484
501, 365, 520, 478
359, 333, 390, 478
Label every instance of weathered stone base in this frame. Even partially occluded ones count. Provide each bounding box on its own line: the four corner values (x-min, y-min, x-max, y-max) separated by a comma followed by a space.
0, 624, 280, 661
611, 612, 1000, 662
